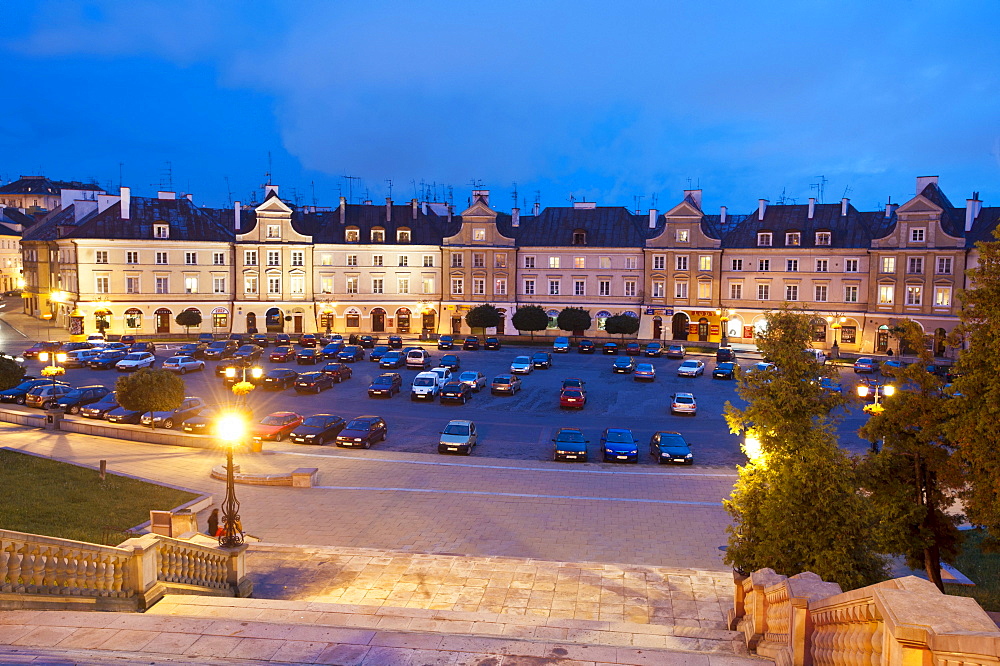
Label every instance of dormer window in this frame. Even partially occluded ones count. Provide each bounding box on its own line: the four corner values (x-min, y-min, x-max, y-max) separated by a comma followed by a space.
815, 231, 832, 246
675, 229, 690, 243
371, 227, 385, 243
266, 224, 281, 239
573, 229, 587, 245
757, 232, 772, 247
910, 227, 926, 243
397, 228, 411, 243
472, 228, 486, 241
785, 232, 800, 246
345, 227, 360, 242
153, 224, 169, 239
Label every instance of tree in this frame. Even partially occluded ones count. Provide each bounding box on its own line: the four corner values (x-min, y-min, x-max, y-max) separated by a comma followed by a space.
858, 319, 963, 591
511, 305, 548, 340
603, 314, 639, 340
175, 309, 203, 338
465, 304, 502, 333
723, 306, 886, 589
115, 368, 184, 429
947, 228, 1000, 550
557, 308, 592, 336
0, 356, 25, 391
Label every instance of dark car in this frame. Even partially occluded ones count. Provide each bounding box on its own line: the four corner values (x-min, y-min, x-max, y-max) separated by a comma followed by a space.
712, 362, 737, 380
665, 344, 686, 359
105, 406, 144, 424
228, 333, 245, 344
439, 354, 461, 371
140, 397, 206, 429
881, 359, 906, 377
296, 349, 322, 365
336, 415, 387, 448
80, 392, 118, 419
275, 333, 291, 346
337, 346, 365, 362
437, 335, 455, 350
294, 371, 334, 393
231, 344, 263, 363
484, 337, 501, 350
463, 336, 480, 350
440, 381, 473, 404
368, 345, 390, 362
358, 335, 378, 348
261, 368, 299, 390
289, 414, 346, 445
250, 333, 270, 348
216, 358, 252, 379
853, 358, 881, 374
269, 346, 296, 362
298, 334, 319, 348
531, 352, 553, 369
320, 363, 353, 382
128, 342, 156, 355
379, 351, 405, 369
116, 335, 134, 345
612, 356, 636, 373
578, 339, 595, 354
387, 335, 403, 349
178, 343, 209, 359
644, 342, 663, 357
203, 340, 238, 360
602, 342, 619, 355
62, 341, 94, 352
624, 342, 641, 356
368, 373, 402, 397
716, 346, 737, 362
321, 342, 345, 359
55, 385, 111, 415
601, 428, 639, 463
650, 431, 694, 465
197, 333, 215, 344
553, 428, 589, 462
490, 374, 522, 395
0, 379, 66, 404
22, 341, 61, 359
87, 350, 127, 369
181, 404, 253, 435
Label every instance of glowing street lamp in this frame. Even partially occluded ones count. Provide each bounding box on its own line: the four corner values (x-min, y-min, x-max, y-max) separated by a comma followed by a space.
858, 382, 895, 414
716, 307, 736, 346
38, 350, 68, 397
825, 315, 847, 359
216, 412, 247, 548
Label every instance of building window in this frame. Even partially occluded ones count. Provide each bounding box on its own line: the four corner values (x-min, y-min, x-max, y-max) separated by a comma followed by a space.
935, 286, 952, 307
267, 250, 280, 267
155, 277, 169, 294
473, 253, 485, 268
675, 281, 688, 299
423, 255, 434, 267
599, 280, 611, 296
651, 281, 664, 298
786, 259, 799, 272
910, 227, 926, 243
731, 259, 743, 271
548, 280, 560, 295
675, 256, 689, 271
346, 312, 361, 327
574, 257, 585, 269
625, 281, 637, 297
372, 255, 383, 267
785, 284, 798, 301
840, 326, 857, 344
346, 277, 358, 294
908, 257, 924, 274
155, 252, 167, 265
397, 228, 411, 243
268, 277, 281, 295
184, 276, 198, 294
697, 281, 710, 299
290, 276, 304, 295
524, 256, 535, 269
653, 255, 665, 270
936, 257, 953, 274
524, 279, 535, 295
398, 278, 410, 294
321, 254, 332, 266
213, 277, 226, 294
698, 256, 711, 271
814, 285, 828, 302
599, 256, 611, 269
816, 232, 832, 246
321, 276, 333, 294
266, 225, 280, 239
906, 285, 922, 305
244, 276, 258, 295
473, 278, 485, 295
185, 252, 197, 265
96, 251, 108, 264
347, 254, 358, 267
730, 283, 742, 299
625, 257, 638, 270
549, 256, 560, 269
495, 253, 507, 268
451, 278, 464, 295
451, 254, 464, 268
472, 228, 486, 241
757, 232, 772, 247
494, 278, 507, 295
291, 250, 304, 267
96, 276, 110, 294
213, 310, 228, 328
244, 250, 257, 266
153, 224, 169, 239
573, 231, 586, 245
574, 280, 586, 296
878, 285, 894, 304
758, 259, 770, 271
881, 256, 896, 273
372, 278, 383, 294
422, 277, 435, 293
126, 251, 139, 264
844, 285, 858, 302
845, 258, 859, 272
786, 232, 800, 246
398, 255, 408, 267
213, 252, 225, 265
371, 228, 385, 242
345, 227, 360, 242
675, 229, 690, 243
757, 284, 769, 300
815, 259, 829, 272
126, 277, 140, 294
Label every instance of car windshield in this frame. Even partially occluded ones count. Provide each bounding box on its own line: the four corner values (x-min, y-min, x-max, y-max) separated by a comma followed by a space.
345, 420, 371, 430
615, 358, 630, 364
374, 376, 393, 384
124, 353, 144, 360
605, 431, 633, 443
443, 424, 470, 435
260, 415, 291, 425
556, 430, 585, 443
275, 347, 290, 353
208, 342, 226, 348
63, 390, 84, 399
413, 377, 435, 386
13, 381, 35, 390
443, 383, 463, 390
660, 434, 687, 447
681, 361, 697, 367
458, 372, 477, 381
637, 364, 653, 371
513, 356, 530, 363
298, 373, 319, 380
442, 356, 457, 362
94, 395, 117, 405
302, 416, 332, 427
494, 376, 511, 383
166, 357, 184, 363
562, 390, 583, 398
532, 353, 546, 359
675, 396, 694, 404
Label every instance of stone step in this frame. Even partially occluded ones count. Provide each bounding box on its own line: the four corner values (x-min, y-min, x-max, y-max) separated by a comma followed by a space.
0, 606, 771, 665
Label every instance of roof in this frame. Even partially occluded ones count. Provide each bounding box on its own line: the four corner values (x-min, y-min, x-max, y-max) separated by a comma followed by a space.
916, 181, 966, 238
21, 204, 92, 242
249, 202, 465, 244
496, 206, 662, 247
719, 202, 893, 249
0, 176, 103, 196
65, 197, 233, 242
966, 206, 1000, 247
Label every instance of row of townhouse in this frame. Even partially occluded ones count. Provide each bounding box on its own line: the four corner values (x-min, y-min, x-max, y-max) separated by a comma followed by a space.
18, 176, 1000, 356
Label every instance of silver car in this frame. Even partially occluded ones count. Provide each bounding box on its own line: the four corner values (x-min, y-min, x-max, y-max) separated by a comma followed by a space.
161, 355, 205, 374
510, 356, 534, 374
438, 419, 477, 455
457, 370, 487, 392
670, 392, 697, 415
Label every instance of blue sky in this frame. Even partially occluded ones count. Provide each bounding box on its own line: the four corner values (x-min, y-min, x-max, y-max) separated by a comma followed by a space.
2, 0, 999, 214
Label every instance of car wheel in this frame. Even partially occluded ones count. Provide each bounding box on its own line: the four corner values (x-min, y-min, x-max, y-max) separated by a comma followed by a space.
179, 367, 186, 375
274, 433, 284, 442
15, 396, 25, 405
42, 401, 51, 410
461, 396, 467, 405
363, 439, 371, 449
381, 430, 387, 441
69, 405, 81, 415
314, 386, 321, 394
163, 418, 175, 429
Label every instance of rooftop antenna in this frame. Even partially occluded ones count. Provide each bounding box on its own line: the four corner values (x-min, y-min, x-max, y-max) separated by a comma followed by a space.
385, 178, 393, 198
311, 180, 317, 207
224, 176, 233, 207
842, 184, 853, 199
341, 175, 361, 203
160, 161, 173, 190
686, 177, 693, 189
511, 181, 519, 209
468, 178, 483, 189
633, 195, 644, 213
118, 162, 124, 189
447, 185, 454, 206
364, 187, 371, 202
410, 179, 418, 199
811, 175, 828, 203
265, 152, 273, 185
650, 193, 658, 208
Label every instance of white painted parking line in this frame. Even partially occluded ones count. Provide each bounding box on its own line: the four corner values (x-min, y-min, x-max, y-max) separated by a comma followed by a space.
274, 450, 738, 477
311, 484, 724, 506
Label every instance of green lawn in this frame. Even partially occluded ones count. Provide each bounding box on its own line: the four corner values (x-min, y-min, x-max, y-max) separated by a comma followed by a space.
0, 449, 198, 545
945, 529, 1000, 612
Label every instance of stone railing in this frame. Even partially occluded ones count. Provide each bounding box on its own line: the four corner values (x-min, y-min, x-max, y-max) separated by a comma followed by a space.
0, 529, 252, 611
730, 567, 1000, 666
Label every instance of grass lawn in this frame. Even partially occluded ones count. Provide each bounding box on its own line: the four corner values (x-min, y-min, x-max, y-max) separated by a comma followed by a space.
0, 449, 198, 545
945, 529, 1000, 612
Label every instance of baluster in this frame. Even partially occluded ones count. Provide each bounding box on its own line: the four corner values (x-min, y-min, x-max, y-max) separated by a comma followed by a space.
0, 541, 10, 592
95, 555, 110, 595
51, 547, 68, 594
86, 553, 99, 594
110, 555, 124, 595
181, 549, 193, 584
869, 617, 882, 666
63, 550, 78, 594
21, 543, 38, 592
192, 551, 205, 586
40, 547, 57, 592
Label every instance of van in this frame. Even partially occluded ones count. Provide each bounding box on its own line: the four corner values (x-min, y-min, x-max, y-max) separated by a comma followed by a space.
410, 372, 440, 400
405, 349, 431, 369
803, 349, 827, 365
428, 366, 453, 387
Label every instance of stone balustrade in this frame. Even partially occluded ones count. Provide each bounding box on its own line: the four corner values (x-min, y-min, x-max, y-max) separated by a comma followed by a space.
0, 529, 251, 612
731, 567, 1000, 665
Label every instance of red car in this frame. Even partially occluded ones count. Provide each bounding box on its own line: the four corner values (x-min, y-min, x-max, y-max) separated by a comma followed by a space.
22, 341, 61, 359
269, 346, 296, 362
298, 334, 319, 348
559, 389, 587, 409
250, 411, 305, 442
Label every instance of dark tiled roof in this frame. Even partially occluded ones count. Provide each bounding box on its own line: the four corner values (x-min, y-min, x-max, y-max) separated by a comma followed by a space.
720, 203, 891, 249
966, 206, 1000, 247
918, 182, 966, 237
0, 176, 102, 195
66, 197, 233, 242
0, 207, 31, 229
281, 203, 462, 244
500, 206, 662, 247
700, 214, 748, 240
21, 205, 91, 241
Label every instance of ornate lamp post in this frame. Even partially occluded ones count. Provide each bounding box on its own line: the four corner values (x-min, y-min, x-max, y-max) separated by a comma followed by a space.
825, 315, 847, 359
215, 413, 246, 547
318, 301, 336, 336
225, 362, 263, 407
38, 350, 68, 391
715, 307, 735, 347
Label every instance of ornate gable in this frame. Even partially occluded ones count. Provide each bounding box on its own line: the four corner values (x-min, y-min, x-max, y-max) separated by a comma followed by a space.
895, 195, 942, 217
663, 200, 703, 219
460, 201, 496, 219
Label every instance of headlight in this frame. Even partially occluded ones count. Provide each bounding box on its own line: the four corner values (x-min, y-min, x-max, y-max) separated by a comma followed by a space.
685, 453, 693, 458
605, 448, 614, 453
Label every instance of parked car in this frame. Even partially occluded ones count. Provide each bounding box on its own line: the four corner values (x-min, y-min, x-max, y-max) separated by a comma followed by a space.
55, 385, 111, 414
531, 351, 553, 369
553, 428, 588, 462
644, 342, 663, 357
510, 356, 533, 374
228, 333, 246, 344
162, 355, 205, 374
140, 397, 205, 429
203, 340, 238, 360
670, 392, 697, 416
358, 335, 378, 348
602, 342, 619, 355
251, 411, 305, 442
462, 336, 480, 351
378, 351, 405, 369
437, 335, 455, 350
491, 374, 522, 395
457, 370, 487, 392
438, 419, 477, 454
439, 354, 461, 370
178, 343, 209, 359
577, 340, 595, 353
217, 358, 256, 381
294, 371, 334, 393
320, 363, 353, 382
80, 392, 119, 419
713, 362, 737, 380
562, 378, 586, 390
261, 368, 298, 390
106, 406, 144, 424
296, 349, 322, 365
559, 388, 586, 409
553, 337, 571, 353
368, 373, 402, 397
854, 358, 881, 374
440, 381, 473, 404
803, 349, 828, 365
677, 359, 706, 377
298, 334, 319, 348
102, 342, 129, 352
289, 414, 346, 445
428, 366, 453, 387
275, 333, 291, 346
181, 404, 253, 435
484, 336, 501, 350
197, 333, 215, 344
601, 428, 639, 463
334, 345, 363, 362
612, 356, 636, 373
336, 415, 387, 448
650, 431, 694, 465
250, 333, 270, 348
624, 342, 641, 356
819, 377, 843, 394
64, 349, 101, 368
716, 346, 737, 362
62, 342, 94, 352
22, 341, 61, 359
269, 346, 296, 362
0, 379, 65, 404
368, 345, 390, 362
881, 359, 906, 377
387, 335, 403, 349
405, 348, 431, 369
411, 372, 441, 400
665, 344, 686, 359
86, 350, 128, 370
128, 342, 156, 355
320, 342, 345, 359
634, 363, 656, 381
231, 344, 263, 364
116, 352, 156, 371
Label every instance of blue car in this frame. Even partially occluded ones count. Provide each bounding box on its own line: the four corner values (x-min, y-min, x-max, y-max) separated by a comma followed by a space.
601, 428, 639, 463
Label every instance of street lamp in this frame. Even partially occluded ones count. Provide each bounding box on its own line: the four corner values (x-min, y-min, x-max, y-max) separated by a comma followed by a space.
216, 413, 246, 548
318, 301, 336, 336
825, 315, 847, 360
857, 381, 894, 413
225, 362, 264, 406
38, 350, 68, 396
716, 307, 735, 346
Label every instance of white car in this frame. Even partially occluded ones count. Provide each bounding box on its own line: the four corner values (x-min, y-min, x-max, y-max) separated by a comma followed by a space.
410, 372, 440, 400
677, 359, 705, 377
457, 370, 487, 392
510, 356, 534, 374
115, 352, 156, 372
162, 355, 205, 374
746, 361, 777, 374
670, 392, 697, 415
429, 366, 453, 387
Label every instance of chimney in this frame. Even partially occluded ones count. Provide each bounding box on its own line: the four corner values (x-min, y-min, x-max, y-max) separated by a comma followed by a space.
234, 201, 241, 232
157, 191, 176, 200
758, 199, 768, 221
411, 198, 418, 220
421, 202, 428, 215
648, 208, 658, 229
512, 207, 520, 228
97, 193, 120, 214
841, 198, 849, 216
808, 197, 816, 219
532, 201, 540, 215
683, 189, 703, 209
447, 204, 453, 222
915, 175, 939, 194
472, 189, 489, 205
720, 206, 727, 226
339, 197, 346, 224
120, 187, 130, 220
264, 184, 279, 198
966, 193, 982, 232
385, 198, 392, 223
885, 197, 893, 218
186, 193, 193, 202
363, 199, 372, 205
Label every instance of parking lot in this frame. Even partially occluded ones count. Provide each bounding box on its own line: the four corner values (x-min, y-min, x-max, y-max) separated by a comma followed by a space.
4, 334, 878, 467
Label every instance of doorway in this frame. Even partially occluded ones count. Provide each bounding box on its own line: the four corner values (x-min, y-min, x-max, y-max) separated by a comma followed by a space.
265, 308, 283, 333
451, 316, 462, 335
155, 308, 171, 334
422, 310, 436, 333
652, 316, 662, 339
372, 308, 386, 332
934, 328, 947, 357
396, 308, 411, 333
671, 312, 690, 340
698, 318, 709, 342
293, 314, 303, 334
246, 312, 257, 334
876, 325, 889, 352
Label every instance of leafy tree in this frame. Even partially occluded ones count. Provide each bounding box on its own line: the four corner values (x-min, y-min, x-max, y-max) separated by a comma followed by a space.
723, 306, 886, 589
115, 368, 184, 429
858, 319, 962, 591
175, 309, 203, 338
557, 307, 592, 335
0, 356, 25, 391
948, 229, 1000, 550
603, 314, 640, 340
465, 304, 502, 333
511, 305, 548, 340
